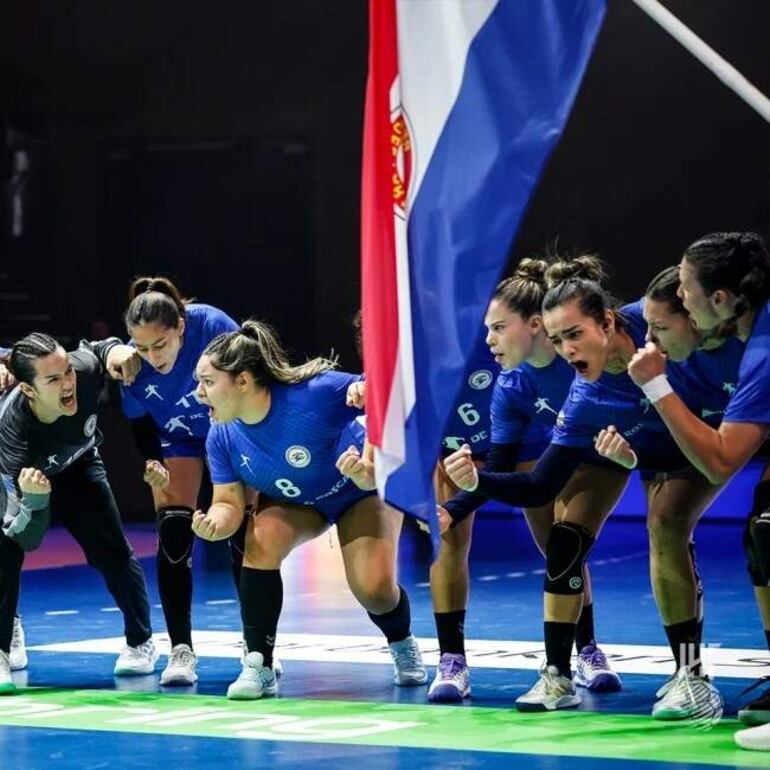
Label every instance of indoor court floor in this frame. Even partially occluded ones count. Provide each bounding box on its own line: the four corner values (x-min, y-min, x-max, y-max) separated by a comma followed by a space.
2, 507, 768, 769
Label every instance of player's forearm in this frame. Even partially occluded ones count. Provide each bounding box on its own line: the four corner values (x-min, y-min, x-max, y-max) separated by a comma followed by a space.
206, 501, 245, 539
653, 393, 734, 484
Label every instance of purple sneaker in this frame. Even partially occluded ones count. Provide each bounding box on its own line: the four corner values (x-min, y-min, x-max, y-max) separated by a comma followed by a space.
428, 652, 471, 703
574, 644, 622, 692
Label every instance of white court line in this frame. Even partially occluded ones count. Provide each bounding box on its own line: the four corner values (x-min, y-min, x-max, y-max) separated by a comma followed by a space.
44, 610, 78, 616
30, 631, 770, 680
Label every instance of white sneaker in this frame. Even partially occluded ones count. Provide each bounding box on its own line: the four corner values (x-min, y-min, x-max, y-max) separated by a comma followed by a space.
574, 644, 621, 692
0, 650, 15, 695
428, 653, 471, 703
389, 635, 428, 686
515, 663, 581, 712
227, 652, 278, 700
652, 666, 723, 723
9, 616, 27, 671
160, 644, 198, 686
114, 639, 159, 676
735, 722, 770, 751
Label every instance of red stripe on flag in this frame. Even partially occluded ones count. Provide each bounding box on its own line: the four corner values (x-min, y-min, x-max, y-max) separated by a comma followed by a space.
361, 0, 399, 450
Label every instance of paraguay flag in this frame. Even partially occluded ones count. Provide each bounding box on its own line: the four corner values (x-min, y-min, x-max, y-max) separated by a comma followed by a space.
362, 0, 605, 525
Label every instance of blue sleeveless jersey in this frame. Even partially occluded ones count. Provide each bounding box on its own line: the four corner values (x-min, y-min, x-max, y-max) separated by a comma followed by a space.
121, 303, 238, 457
206, 371, 372, 521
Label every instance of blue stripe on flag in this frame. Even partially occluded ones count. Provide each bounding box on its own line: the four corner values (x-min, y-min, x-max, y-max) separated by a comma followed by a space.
384, 0, 605, 528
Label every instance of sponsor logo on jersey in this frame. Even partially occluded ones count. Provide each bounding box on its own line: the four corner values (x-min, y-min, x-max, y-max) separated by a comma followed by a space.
175, 389, 203, 409
164, 416, 193, 435
286, 445, 312, 468
84, 414, 97, 437
723, 382, 736, 396
534, 397, 558, 416
240, 454, 253, 472
556, 410, 566, 429
145, 385, 163, 401
468, 369, 493, 390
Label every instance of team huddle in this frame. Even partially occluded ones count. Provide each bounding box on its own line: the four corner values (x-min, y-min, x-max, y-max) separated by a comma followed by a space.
1, 230, 769, 751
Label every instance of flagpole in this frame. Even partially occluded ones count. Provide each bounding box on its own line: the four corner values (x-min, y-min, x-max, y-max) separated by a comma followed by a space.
630, 0, 770, 123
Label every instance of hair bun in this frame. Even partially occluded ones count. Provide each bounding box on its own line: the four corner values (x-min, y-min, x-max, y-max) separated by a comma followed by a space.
512, 258, 549, 283
545, 254, 605, 288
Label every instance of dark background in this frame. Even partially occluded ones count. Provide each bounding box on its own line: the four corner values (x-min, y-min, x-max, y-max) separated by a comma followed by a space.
0, 0, 767, 515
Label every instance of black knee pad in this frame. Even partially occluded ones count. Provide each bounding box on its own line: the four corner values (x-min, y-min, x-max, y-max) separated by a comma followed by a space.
544, 521, 595, 595
157, 506, 194, 567
744, 480, 770, 587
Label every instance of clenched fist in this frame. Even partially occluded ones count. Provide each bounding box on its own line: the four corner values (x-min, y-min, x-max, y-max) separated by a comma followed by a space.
335, 445, 375, 490
628, 342, 667, 387
18, 468, 51, 496
143, 460, 170, 489
443, 445, 479, 492
594, 425, 637, 469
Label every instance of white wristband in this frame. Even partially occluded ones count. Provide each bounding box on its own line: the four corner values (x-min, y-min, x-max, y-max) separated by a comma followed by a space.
641, 374, 673, 404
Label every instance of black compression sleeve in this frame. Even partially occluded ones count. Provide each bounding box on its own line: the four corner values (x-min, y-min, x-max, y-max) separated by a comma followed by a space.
476, 443, 586, 508
129, 416, 164, 462
80, 338, 122, 373
443, 442, 521, 525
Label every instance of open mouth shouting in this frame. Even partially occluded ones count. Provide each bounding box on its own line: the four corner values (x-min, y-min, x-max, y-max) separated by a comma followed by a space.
60, 391, 77, 411
571, 360, 589, 376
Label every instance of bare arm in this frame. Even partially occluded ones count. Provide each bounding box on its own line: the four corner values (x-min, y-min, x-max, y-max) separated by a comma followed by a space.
653, 393, 767, 484
629, 342, 768, 484
192, 482, 247, 541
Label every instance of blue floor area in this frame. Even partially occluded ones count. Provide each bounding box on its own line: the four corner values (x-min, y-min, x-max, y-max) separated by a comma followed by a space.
4, 515, 769, 768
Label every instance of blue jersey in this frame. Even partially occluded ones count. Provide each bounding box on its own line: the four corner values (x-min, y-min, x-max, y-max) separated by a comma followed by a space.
206, 371, 371, 521
442, 344, 498, 456
668, 337, 743, 427
552, 301, 673, 457
491, 354, 574, 461
724, 300, 770, 425
121, 303, 238, 454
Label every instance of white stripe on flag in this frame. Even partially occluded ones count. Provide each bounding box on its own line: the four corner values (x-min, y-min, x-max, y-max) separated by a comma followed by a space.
396, 0, 497, 204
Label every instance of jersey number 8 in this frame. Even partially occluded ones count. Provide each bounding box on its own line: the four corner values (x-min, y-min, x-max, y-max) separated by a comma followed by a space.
275, 478, 301, 498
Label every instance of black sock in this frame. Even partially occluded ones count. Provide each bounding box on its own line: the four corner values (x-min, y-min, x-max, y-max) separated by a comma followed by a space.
240, 567, 283, 668
228, 516, 248, 599
545, 621, 575, 678
157, 553, 193, 648
575, 603, 596, 653
434, 610, 466, 656
368, 586, 411, 644
765, 629, 770, 652
664, 617, 701, 675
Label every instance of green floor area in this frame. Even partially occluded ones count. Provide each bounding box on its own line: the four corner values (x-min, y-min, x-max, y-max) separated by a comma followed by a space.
0, 689, 763, 767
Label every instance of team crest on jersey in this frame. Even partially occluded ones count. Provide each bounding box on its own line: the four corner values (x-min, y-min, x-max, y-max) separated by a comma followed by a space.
468, 369, 493, 390
84, 414, 97, 437
556, 410, 566, 429
285, 445, 311, 468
